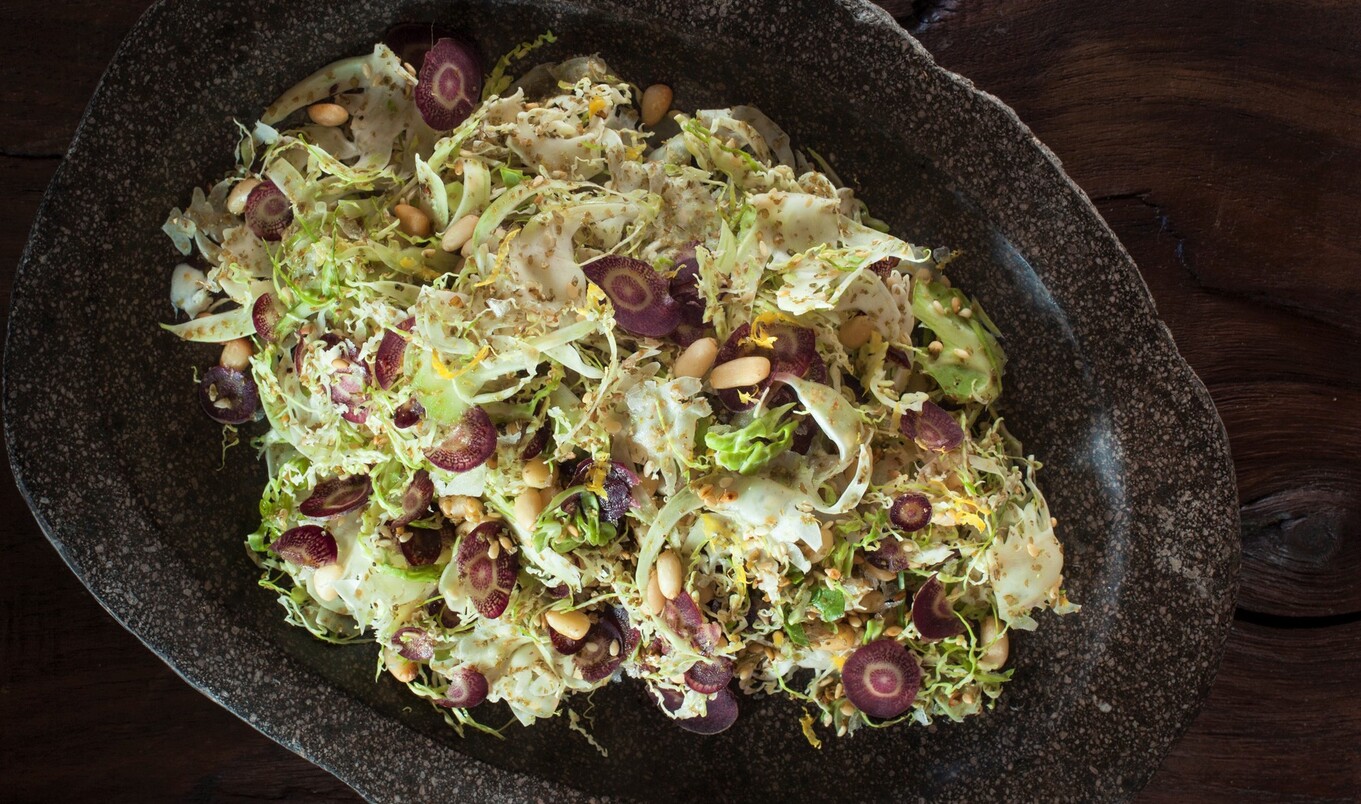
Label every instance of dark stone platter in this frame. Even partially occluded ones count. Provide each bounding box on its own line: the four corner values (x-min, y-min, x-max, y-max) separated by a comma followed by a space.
4, 0, 1239, 800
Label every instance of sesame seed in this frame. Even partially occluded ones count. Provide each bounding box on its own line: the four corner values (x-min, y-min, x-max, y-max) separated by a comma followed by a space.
953, 347, 972, 360
931, 300, 946, 315
959, 307, 973, 319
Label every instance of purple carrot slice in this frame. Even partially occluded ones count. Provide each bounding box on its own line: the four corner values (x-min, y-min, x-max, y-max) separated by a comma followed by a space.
890, 492, 933, 532
399, 525, 443, 567
252, 293, 281, 343
374, 317, 415, 390
662, 590, 705, 635
843, 639, 922, 719
393, 397, 425, 429
867, 256, 901, 281
392, 469, 435, 527
548, 624, 586, 656
198, 365, 260, 425
573, 615, 627, 682
520, 424, 550, 460
790, 414, 817, 455
270, 525, 338, 568
899, 400, 964, 452
426, 599, 463, 629
547, 583, 570, 599
244, 180, 293, 241
414, 38, 481, 130
714, 322, 820, 411
658, 686, 740, 735
391, 627, 435, 662
299, 475, 372, 518
327, 349, 370, 424
608, 604, 641, 660
567, 460, 640, 524
866, 537, 913, 573
456, 521, 518, 619
582, 255, 682, 338
437, 665, 488, 708
669, 322, 709, 348
427, 406, 496, 472
670, 254, 706, 327
692, 622, 724, 656
684, 657, 735, 694
911, 575, 964, 641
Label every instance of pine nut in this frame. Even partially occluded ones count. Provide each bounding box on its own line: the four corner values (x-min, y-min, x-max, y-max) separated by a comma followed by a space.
864, 563, 897, 583
514, 487, 543, 530
708, 355, 771, 389
394, 203, 432, 238
312, 563, 341, 602
226, 178, 261, 216
441, 213, 479, 253
385, 651, 418, 683
656, 549, 683, 600
487, 539, 501, 560
673, 336, 718, 378
522, 457, 552, 489
978, 616, 1009, 670
641, 84, 673, 126
307, 102, 350, 127
546, 608, 590, 640
219, 338, 253, 371
645, 571, 666, 615
838, 315, 875, 349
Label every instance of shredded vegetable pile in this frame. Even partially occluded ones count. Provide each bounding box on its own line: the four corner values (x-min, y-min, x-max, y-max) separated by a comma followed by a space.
162, 31, 1076, 744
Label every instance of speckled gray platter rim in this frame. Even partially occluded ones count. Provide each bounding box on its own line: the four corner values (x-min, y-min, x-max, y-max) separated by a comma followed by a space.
5, 0, 1239, 801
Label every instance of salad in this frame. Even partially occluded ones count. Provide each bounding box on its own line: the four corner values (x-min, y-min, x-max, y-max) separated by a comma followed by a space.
163, 28, 1075, 743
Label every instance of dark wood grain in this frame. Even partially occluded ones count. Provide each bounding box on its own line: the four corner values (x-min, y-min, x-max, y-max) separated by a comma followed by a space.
2, 1, 1359, 801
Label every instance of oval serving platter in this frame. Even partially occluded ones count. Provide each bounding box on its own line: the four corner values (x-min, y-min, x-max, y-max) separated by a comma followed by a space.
4, 0, 1239, 800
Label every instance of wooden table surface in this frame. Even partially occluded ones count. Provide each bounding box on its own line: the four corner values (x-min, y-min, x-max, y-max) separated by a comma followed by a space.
2, 1, 1358, 801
